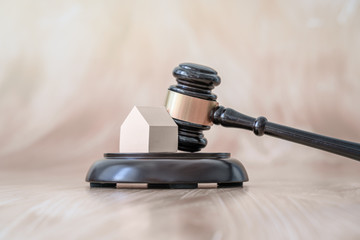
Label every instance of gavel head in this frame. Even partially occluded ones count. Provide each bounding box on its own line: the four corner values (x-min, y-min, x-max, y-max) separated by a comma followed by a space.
165, 63, 221, 152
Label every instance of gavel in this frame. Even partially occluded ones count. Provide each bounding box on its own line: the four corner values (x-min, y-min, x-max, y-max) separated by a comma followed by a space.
165, 63, 360, 161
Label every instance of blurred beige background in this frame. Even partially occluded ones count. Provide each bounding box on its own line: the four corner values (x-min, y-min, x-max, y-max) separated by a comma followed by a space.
0, 0, 359, 177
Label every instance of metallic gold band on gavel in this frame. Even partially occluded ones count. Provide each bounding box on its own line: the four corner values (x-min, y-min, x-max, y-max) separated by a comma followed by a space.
165, 90, 218, 126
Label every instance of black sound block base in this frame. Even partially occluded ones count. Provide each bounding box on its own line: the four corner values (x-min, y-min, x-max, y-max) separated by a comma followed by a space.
86, 153, 248, 189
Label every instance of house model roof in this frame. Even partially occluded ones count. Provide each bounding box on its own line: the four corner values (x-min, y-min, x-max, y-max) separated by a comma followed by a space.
130, 106, 178, 127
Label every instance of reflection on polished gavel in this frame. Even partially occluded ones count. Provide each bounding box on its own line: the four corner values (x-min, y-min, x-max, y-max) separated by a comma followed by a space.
165, 63, 360, 161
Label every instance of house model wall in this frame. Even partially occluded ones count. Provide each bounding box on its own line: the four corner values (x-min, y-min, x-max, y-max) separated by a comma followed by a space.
119, 106, 178, 153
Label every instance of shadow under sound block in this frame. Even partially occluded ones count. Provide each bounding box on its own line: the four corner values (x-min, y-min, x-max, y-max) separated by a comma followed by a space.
86, 153, 248, 189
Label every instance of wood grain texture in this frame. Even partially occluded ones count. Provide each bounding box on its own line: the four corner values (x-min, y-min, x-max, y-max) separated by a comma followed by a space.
1, 164, 360, 240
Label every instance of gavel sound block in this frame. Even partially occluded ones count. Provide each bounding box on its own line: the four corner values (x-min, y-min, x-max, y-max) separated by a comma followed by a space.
86, 63, 360, 189
86, 105, 248, 189
86, 104, 248, 189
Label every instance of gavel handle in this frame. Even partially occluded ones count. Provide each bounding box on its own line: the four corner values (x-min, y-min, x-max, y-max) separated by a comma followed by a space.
212, 106, 360, 161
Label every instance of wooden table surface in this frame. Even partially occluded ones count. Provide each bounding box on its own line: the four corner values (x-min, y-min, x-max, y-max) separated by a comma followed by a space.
1, 161, 359, 240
